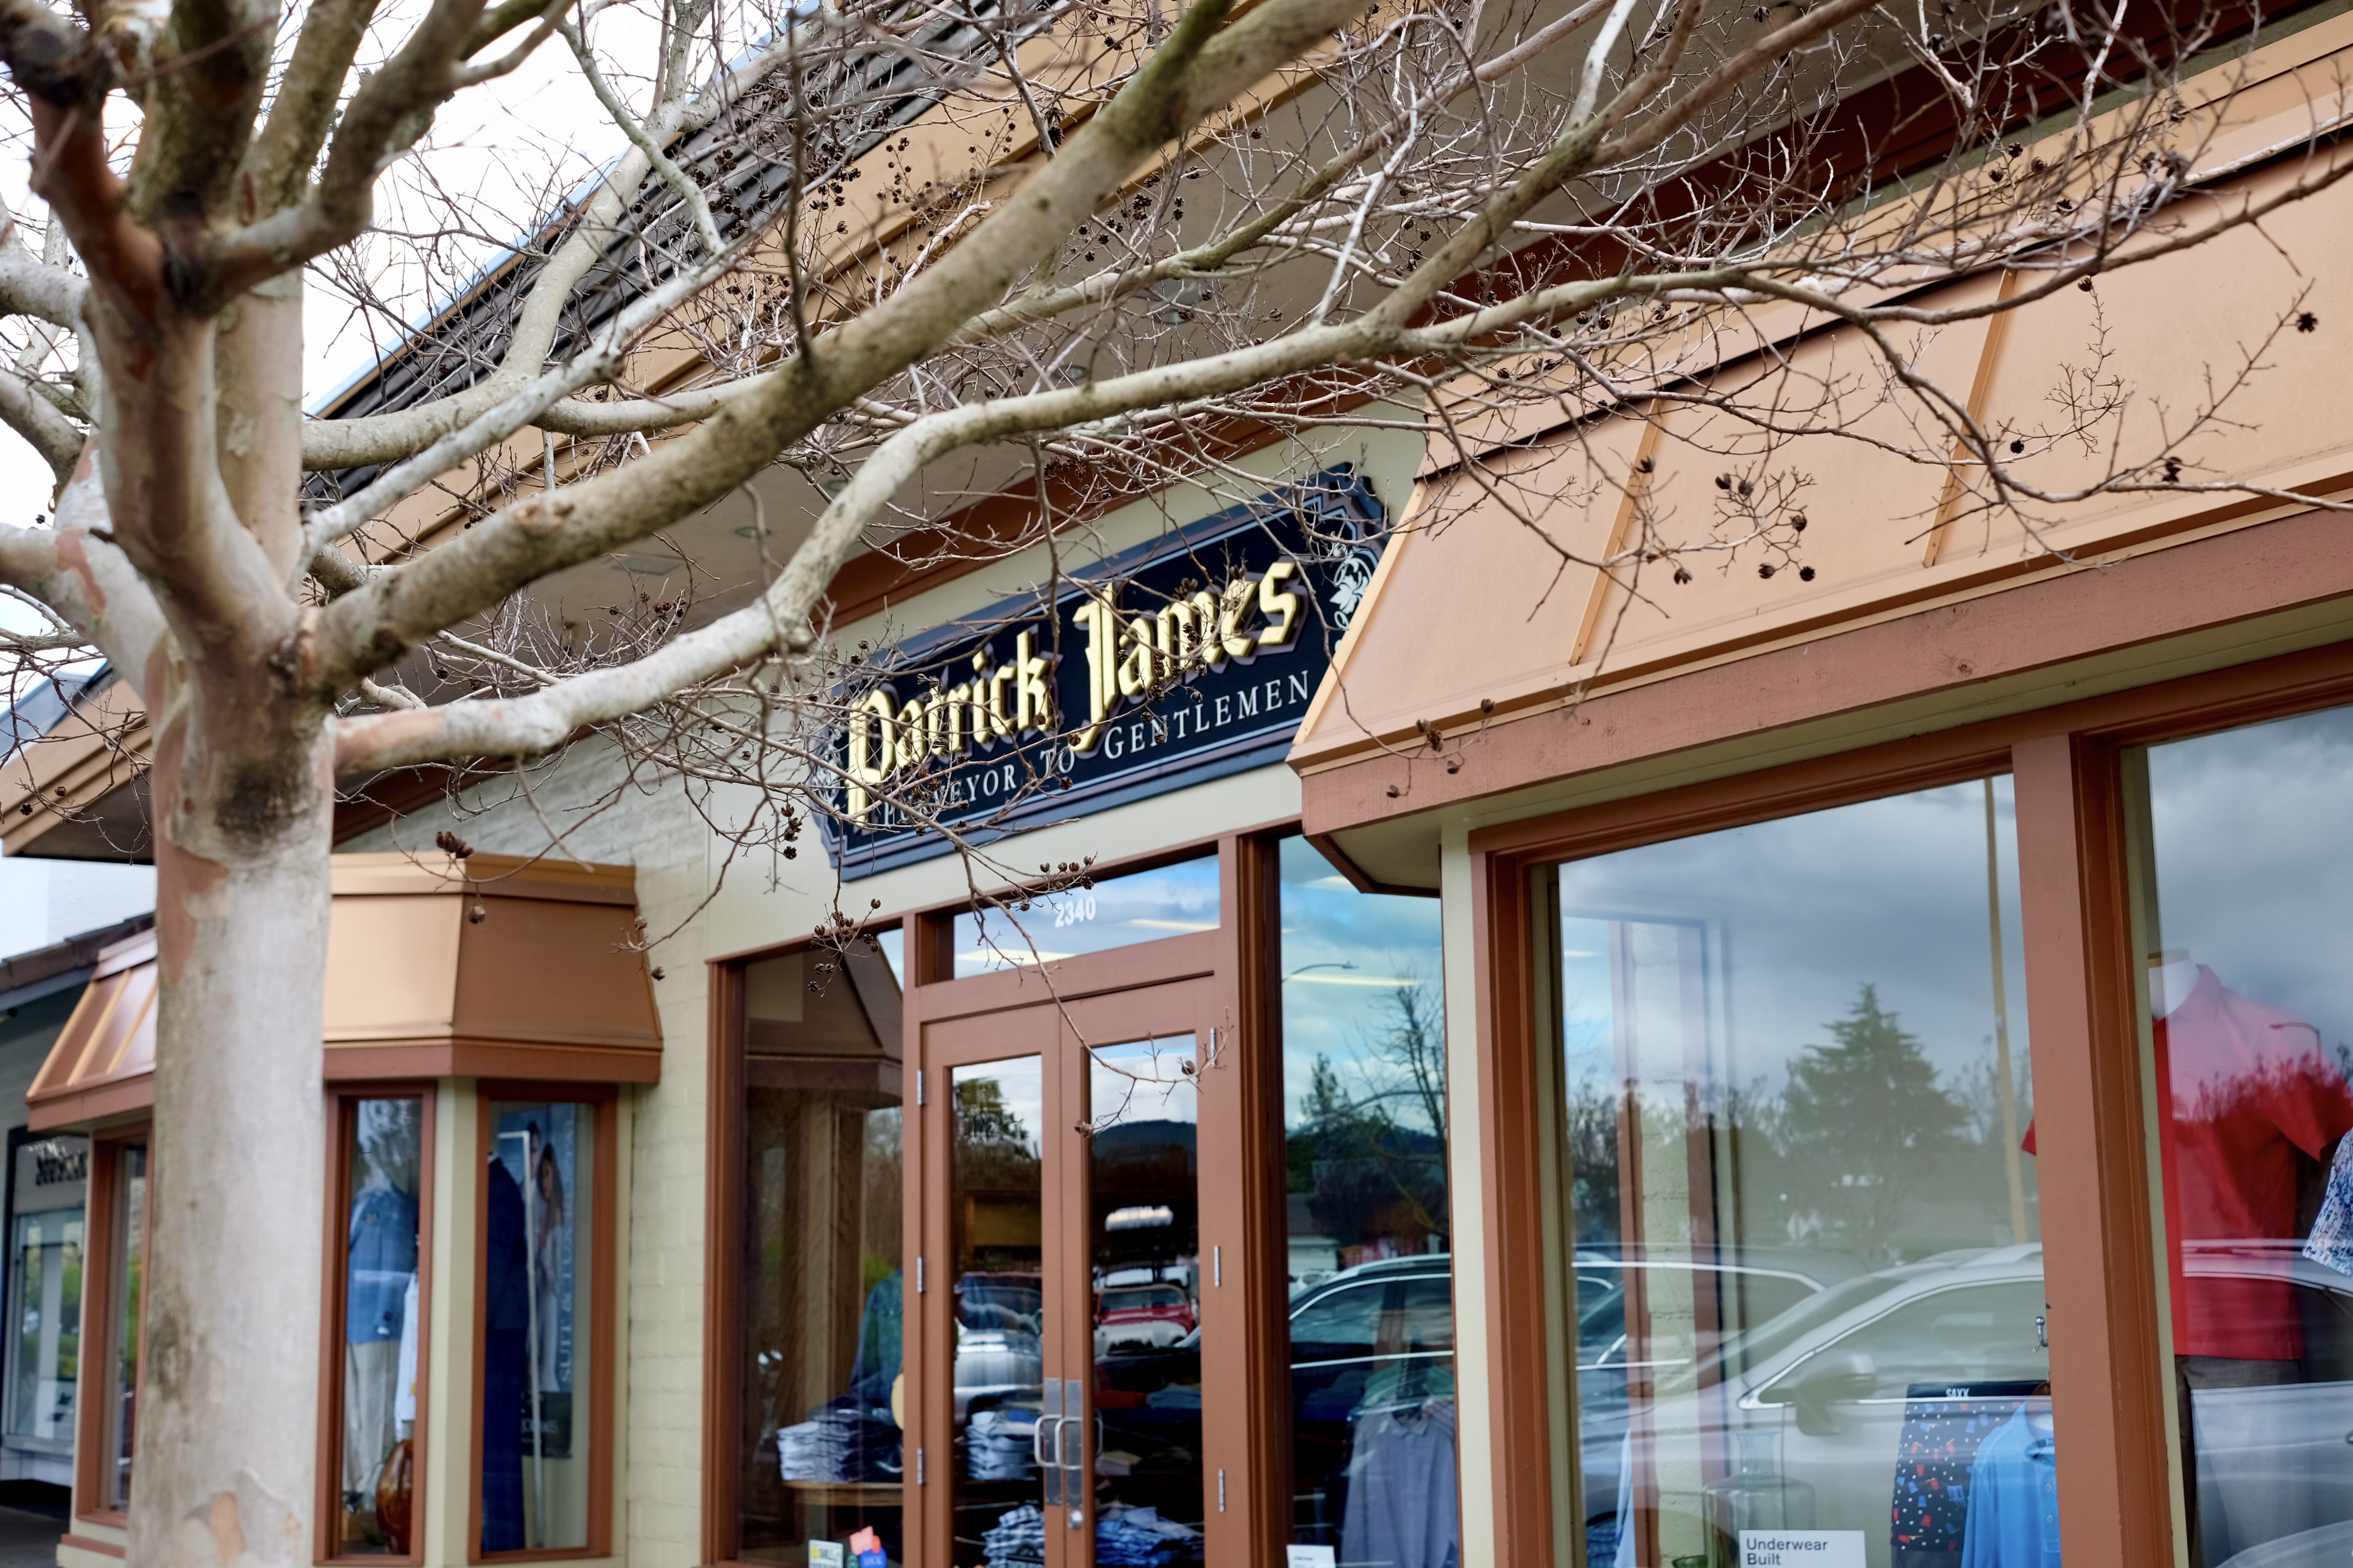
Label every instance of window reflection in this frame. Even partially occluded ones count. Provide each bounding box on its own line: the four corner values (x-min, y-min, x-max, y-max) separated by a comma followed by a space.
738, 937, 905, 1566
1277, 837, 1457, 1567
949, 1057, 1043, 1568
1089, 1037, 1205, 1565
482, 1100, 592, 1555
341, 1101, 423, 1555
954, 856, 1219, 978
104, 1142, 144, 1514
5, 1135, 85, 1480
1554, 779, 2045, 1568
2130, 708, 2353, 1568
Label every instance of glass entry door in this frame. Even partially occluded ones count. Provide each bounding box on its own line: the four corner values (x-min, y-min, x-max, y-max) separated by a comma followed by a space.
926, 979, 1220, 1568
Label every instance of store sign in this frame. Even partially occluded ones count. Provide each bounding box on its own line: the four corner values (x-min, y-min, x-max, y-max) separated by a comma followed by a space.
12, 1137, 86, 1214
824, 468, 1386, 875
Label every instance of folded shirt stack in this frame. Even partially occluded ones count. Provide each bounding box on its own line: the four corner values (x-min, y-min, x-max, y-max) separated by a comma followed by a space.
777, 1402, 903, 1484
776, 1419, 842, 1484
1094, 1503, 1203, 1567
965, 1409, 1038, 1482
981, 1503, 1047, 1567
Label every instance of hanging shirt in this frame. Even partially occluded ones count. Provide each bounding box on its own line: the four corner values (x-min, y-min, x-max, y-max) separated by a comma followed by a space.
1890, 1383, 2047, 1557
346, 1183, 418, 1344
2025, 967, 2353, 1359
2306, 1133, 2353, 1279
1958, 1405, 2059, 1568
1340, 1400, 1461, 1568
395, 1275, 420, 1425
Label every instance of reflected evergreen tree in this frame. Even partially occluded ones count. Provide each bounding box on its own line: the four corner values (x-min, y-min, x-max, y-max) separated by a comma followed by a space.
1777, 984, 1964, 1262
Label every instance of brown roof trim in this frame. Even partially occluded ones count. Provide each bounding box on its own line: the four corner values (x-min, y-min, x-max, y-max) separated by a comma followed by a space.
28, 854, 665, 1132
0, 912, 154, 1009
1301, 500, 2353, 841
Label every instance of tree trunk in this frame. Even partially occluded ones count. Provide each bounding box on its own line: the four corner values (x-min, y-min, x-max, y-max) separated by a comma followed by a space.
131, 659, 333, 1568
213, 275, 306, 583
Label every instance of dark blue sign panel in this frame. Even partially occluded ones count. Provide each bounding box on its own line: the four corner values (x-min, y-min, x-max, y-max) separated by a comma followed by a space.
822, 467, 1386, 876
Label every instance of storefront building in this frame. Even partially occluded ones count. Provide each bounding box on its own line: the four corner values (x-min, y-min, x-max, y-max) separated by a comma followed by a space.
18, 5, 2353, 1568
0, 915, 152, 1507
1284, 13, 2353, 1566
27, 856, 661, 1568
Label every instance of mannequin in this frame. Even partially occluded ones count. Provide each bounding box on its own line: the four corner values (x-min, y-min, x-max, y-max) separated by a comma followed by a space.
2139, 950, 2353, 1568
2149, 951, 2200, 1021
344, 1160, 417, 1539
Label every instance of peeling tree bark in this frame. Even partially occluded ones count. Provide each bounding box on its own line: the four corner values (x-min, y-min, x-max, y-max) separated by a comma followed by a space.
138, 647, 331, 1568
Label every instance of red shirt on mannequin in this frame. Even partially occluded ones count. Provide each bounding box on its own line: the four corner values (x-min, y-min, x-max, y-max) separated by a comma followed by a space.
2026, 966, 2353, 1361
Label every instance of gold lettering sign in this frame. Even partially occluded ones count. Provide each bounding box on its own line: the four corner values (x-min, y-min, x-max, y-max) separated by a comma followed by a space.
843, 562, 1318, 821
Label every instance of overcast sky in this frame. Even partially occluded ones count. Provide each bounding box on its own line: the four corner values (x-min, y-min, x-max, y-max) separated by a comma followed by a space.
1278, 835, 1446, 1135
0, 0, 669, 549
1556, 777, 2032, 1114
2144, 702, 2353, 1052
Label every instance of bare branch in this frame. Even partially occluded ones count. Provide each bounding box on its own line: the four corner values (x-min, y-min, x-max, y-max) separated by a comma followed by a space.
0, 358, 85, 482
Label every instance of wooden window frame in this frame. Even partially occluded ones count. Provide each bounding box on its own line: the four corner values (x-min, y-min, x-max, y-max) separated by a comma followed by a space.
1466, 634, 2353, 1568
69, 1125, 151, 1548
315, 1084, 439, 1568
699, 825, 1295, 1568
468, 1081, 618, 1565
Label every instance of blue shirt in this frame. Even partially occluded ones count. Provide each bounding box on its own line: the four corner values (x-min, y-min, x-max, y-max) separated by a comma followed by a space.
1960, 1406, 2061, 1568
346, 1184, 418, 1343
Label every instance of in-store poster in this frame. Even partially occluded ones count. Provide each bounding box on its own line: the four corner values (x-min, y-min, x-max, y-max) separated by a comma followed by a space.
494, 1105, 577, 1456
1741, 1532, 1866, 1568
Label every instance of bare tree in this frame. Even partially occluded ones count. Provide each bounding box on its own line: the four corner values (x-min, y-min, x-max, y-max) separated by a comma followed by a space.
0, 0, 2344, 1555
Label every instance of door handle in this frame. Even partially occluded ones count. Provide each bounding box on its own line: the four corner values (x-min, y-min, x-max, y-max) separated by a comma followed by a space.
1059, 1413, 1085, 1470
1033, 1414, 1061, 1469
1037, 1413, 1065, 1505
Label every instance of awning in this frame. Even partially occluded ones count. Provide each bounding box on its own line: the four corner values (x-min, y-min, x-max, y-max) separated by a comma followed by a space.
27, 852, 664, 1131
25, 929, 158, 1129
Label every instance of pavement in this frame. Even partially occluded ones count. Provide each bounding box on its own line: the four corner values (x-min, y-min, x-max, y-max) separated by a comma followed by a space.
0, 1505, 62, 1568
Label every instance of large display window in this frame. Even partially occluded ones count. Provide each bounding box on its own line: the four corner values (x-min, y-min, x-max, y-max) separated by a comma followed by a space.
474, 1084, 616, 1561
1538, 778, 2046, 1568
320, 1091, 432, 1562
2123, 706, 2353, 1568
1276, 836, 1457, 1567
4, 1133, 86, 1488
720, 934, 905, 1567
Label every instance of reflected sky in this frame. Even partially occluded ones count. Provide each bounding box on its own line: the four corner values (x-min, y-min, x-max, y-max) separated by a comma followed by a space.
1557, 777, 2031, 1099
1278, 836, 1445, 1134
1090, 1035, 1200, 1129
955, 855, 1220, 977
2143, 703, 2353, 1050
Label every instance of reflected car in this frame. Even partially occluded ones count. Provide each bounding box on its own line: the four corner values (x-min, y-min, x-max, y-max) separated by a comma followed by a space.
1095, 1283, 1196, 1354
954, 1271, 1043, 1422
1584, 1245, 2353, 1568
1563, 1245, 1870, 1561
1274, 1248, 1870, 1556
1285, 1257, 1457, 1549
2172, 1243, 2353, 1568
